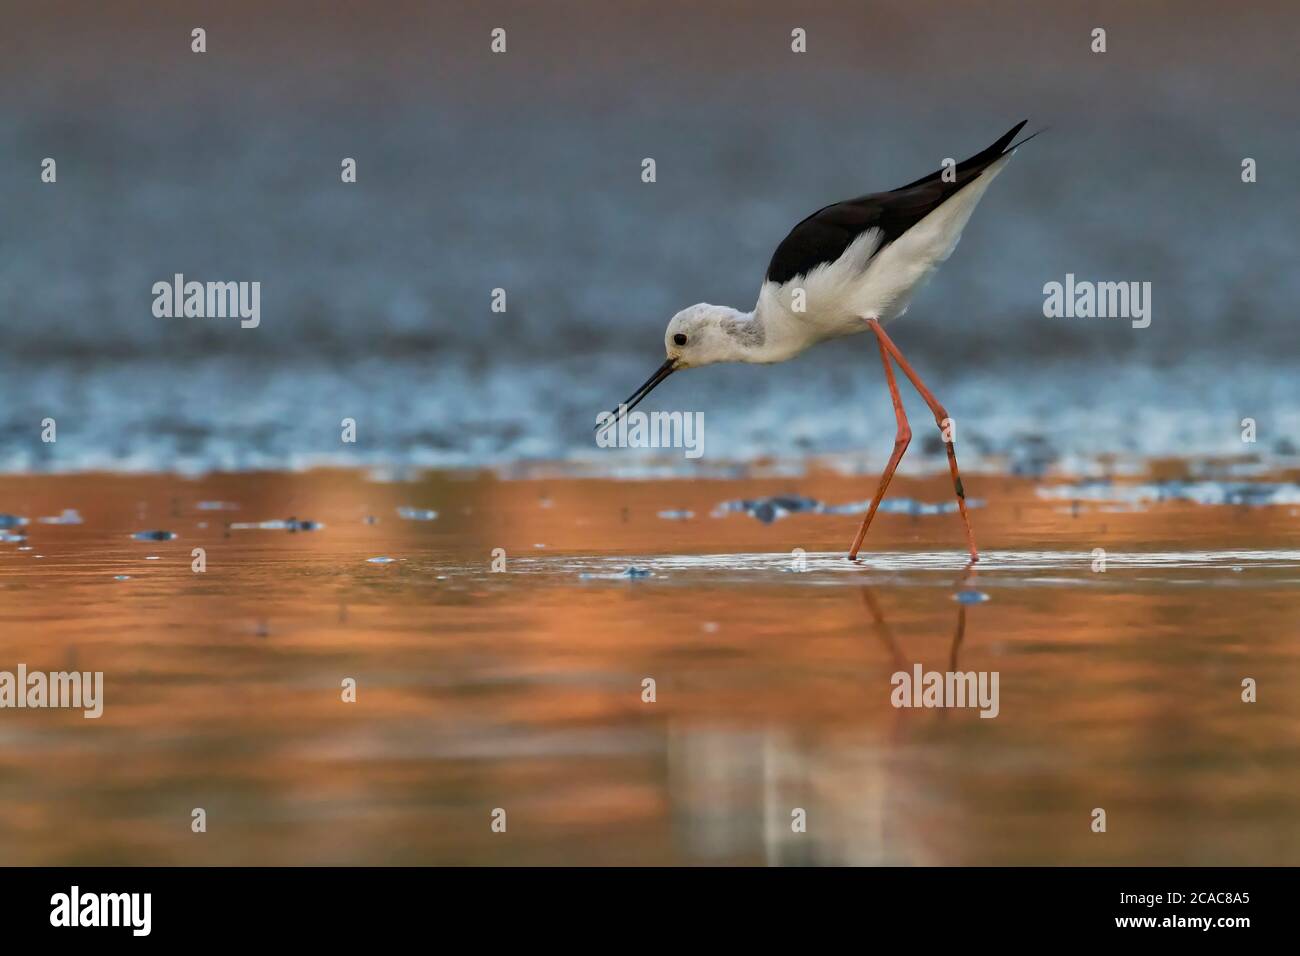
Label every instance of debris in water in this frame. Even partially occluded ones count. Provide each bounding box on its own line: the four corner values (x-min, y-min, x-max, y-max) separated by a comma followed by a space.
712, 494, 819, 523
825, 498, 979, 517
657, 509, 695, 520
113, 575, 131, 581
954, 590, 990, 604
39, 509, 83, 525
396, 507, 438, 521
0, 515, 29, 529
367, 556, 397, 564
229, 518, 323, 532
713, 494, 982, 524
132, 530, 177, 541
196, 501, 239, 511
579, 566, 653, 580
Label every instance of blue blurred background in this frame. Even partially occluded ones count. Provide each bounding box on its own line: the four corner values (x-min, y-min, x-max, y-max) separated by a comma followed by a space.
1, 0, 1296, 471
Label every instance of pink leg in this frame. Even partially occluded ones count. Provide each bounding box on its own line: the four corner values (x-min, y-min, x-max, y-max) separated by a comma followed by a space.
869, 320, 980, 562
848, 328, 911, 560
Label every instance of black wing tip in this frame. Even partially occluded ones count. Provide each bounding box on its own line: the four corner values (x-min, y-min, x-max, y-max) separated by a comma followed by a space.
981, 121, 1034, 162
893, 119, 1033, 192
995, 120, 1030, 152
949, 119, 1040, 172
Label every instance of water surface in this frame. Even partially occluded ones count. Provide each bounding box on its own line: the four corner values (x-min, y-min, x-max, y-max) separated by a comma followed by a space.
0, 468, 1295, 864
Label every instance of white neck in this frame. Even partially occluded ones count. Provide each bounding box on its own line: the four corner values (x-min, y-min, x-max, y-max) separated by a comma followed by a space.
737, 294, 818, 364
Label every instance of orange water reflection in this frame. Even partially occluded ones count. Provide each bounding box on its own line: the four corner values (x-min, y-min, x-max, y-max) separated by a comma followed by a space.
0, 469, 1296, 864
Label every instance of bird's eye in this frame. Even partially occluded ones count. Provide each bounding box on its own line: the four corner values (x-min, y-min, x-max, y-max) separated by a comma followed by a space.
673, 333, 688, 346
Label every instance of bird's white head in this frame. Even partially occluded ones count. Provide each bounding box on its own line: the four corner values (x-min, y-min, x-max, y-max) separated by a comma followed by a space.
664, 302, 755, 369
596, 303, 758, 432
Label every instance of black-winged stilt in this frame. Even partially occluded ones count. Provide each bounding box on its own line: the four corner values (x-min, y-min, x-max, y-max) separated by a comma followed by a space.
601, 121, 1036, 563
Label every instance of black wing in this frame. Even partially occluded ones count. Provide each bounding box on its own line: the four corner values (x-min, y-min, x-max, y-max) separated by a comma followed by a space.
765, 121, 1027, 285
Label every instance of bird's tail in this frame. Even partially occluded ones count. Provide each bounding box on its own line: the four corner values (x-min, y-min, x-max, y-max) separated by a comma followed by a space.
964, 120, 1045, 170
896, 120, 1037, 191
1005, 125, 1048, 153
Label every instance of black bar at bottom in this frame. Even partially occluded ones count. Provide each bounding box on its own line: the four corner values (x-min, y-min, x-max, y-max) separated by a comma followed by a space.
0, 866, 1278, 941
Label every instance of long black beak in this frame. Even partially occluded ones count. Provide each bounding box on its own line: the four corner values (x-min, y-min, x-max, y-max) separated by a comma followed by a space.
595, 358, 677, 433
